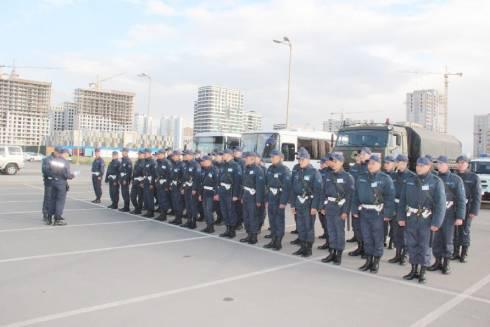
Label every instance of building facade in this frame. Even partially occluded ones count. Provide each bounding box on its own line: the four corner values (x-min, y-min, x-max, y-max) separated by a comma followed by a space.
406, 89, 445, 133
244, 110, 262, 131
0, 73, 51, 146
474, 114, 490, 156
49, 101, 77, 132
193, 86, 245, 134
74, 88, 134, 132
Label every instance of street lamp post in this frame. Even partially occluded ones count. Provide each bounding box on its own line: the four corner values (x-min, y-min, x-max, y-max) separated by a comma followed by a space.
273, 36, 292, 129
138, 73, 152, 134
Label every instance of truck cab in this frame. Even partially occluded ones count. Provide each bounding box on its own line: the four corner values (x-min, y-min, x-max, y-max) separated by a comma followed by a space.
470, 156, 490, 202
333, 124, 408, 168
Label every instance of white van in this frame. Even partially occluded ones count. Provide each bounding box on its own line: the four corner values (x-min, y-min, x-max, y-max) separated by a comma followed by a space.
0, 145, 25, 175
470, 156, 490, 202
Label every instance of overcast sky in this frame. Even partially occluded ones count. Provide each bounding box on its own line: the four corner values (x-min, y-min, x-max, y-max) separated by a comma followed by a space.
1, 0, 489, 153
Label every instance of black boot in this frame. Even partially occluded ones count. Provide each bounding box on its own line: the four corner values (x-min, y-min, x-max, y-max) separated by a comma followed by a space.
346, 235, 357, 243
388, 248, 401, 264
235, 223, 243, 231
240, 233, 252, 243
370, 256, 380, 273
442, 257, 451, 275
131, 209, 142, 215
450, 245, 460, 260
321, 250, 336, 263
427, 257, 442, 271
45, 215, 53, 225
359, 256, 372, 271
418, 266, 427, 284
156, 211, 167, 222
302, 242, 312, 257
317, 241, 329, 250
460, 246, 468, 263
290, 229, 298, 234
119, 207, 130, 212
143, 210, 154, 218
273, 237, 283, 251
196, 215, 204, 222
319, 233, 326, 239
403, 264, 419, 280
349, 241, 363, 256
219, 226, 231, 238
228, 225, 236, 239
399, 248, 407, 265
264, 237, 275, 249
169, 214, 182, 225
388, 237, 394, 250
248, 233, 258, 245
107, 204, 114, 209
293, 241, 306, 256
188, 217, 197, 229
264, 233, 273, 239
290, 238, 301, 245
334, 251, 343, 265
201, 224, 214, 233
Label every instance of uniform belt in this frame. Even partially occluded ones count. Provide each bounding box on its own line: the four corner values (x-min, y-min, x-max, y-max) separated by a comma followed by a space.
203, 186, 214, 191
184, 181, 193, 187
394, 198, 400, 204
407, 206, 431, 219
159, 179, 167, 185
92, 172, 100, 176
47, 176, 53, 180
244, 186, 256, 195
108, 175, 116, 179
268, 187, 282, 195
120, 172, 127, 177
465, 199, 469, 204
145, 176, 152, 182
446, 201, 454, 209
297, 194, 313, 204
325, 197, 346, 206
220, 182, 231, 190
134, 177, 144, 182
360, 203, 384, 212
171, 181, 178, 186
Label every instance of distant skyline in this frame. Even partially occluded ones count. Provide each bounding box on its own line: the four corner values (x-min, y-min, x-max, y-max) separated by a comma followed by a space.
1, 0, 489, 152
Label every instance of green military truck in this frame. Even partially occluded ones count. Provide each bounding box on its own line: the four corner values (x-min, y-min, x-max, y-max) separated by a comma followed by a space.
332, 123, 462, 171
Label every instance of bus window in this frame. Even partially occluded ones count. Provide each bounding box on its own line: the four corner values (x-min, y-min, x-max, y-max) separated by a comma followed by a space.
281, 143, 295, 161
297, 138, 329, 160
226, 137, 240, 150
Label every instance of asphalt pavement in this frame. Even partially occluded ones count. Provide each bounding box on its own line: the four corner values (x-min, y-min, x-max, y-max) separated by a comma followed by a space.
0, 162, 489, 327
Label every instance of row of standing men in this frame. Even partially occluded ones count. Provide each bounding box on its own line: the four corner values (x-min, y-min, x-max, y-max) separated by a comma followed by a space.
88, 145, 481, 284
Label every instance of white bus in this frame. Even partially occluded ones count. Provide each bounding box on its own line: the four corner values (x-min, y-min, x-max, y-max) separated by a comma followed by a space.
193, 132, 241, 154
470, 156, 490, 203
241, 129, 335, 168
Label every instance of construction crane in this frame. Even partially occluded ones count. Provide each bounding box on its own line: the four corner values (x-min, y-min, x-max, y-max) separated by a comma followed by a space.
0, 64, 61, 78
404, 66, 463, 133
89, 73, 125, 90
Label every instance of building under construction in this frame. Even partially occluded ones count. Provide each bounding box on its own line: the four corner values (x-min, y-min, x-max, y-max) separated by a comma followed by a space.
0, 72, 51, 146
74, 88, 135, 132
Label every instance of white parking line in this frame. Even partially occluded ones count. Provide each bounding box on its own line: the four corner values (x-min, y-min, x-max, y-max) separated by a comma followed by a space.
0, 208, 105, 216
0, 219, 149, 233
0, 235, 210, 264
1, 255, 323, 327
20, 184, 490, 309
409, 273, 490, 327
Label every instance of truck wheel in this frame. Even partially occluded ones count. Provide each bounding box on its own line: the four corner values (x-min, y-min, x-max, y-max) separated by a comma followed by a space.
5, 164, 18, 175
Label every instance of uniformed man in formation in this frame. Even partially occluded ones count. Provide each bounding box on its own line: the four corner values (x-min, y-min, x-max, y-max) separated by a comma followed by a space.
34, 144, 479, 283
352, 154, 395, 273
91, 148, 104, 203
452, 155, 481, 263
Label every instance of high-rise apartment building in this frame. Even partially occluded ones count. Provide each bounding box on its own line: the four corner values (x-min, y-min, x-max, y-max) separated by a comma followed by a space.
474, 114, 490, 156
406, 89, 445, 133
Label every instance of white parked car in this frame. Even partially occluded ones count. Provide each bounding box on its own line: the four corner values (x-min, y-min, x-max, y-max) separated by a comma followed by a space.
0, 145, 25, 175
23, 152, 45, 162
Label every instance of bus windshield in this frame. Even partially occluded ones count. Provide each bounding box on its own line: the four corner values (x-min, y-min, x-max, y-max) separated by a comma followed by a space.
194, 136, 225, 153
336, 129, 388, 147
471, 161, 490, 174
241, 133, 278, 159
